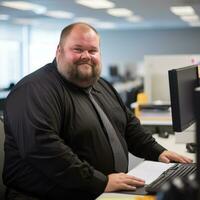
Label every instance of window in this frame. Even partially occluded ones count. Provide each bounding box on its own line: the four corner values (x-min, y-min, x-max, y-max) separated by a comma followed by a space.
0, 40, 21, 88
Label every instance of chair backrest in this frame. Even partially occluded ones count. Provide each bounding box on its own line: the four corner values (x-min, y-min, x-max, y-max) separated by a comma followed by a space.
135, 92, 148, 117
0, 118, 5, 199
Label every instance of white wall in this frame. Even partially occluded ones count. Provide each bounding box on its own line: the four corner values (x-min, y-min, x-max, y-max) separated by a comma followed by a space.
144, 55, 200, 102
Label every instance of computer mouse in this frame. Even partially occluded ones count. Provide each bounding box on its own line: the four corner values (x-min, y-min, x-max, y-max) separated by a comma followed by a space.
186, 143, 196, 153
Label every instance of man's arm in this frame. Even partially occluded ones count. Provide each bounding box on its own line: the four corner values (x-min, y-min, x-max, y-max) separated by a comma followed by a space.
124, 107, 166, 160
99, 79, 166, 161
124, 107, 193, 163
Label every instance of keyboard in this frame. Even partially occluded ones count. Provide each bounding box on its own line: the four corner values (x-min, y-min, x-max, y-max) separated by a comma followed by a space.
145, 163, 196, 194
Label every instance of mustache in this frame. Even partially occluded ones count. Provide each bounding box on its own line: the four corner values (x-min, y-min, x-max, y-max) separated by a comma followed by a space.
75, 60, 94, 67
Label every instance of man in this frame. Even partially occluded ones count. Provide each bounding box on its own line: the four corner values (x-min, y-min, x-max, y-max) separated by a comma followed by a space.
3, 23, 192, 200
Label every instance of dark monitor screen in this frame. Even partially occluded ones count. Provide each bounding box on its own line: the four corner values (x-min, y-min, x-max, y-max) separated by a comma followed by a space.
168, 65, 199, 132
109, 65, 119, 77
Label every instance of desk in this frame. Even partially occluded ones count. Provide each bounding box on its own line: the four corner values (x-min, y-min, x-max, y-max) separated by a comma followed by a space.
97, 134, 195, 199
96, 193, 156, 200
152, 134, 195, 161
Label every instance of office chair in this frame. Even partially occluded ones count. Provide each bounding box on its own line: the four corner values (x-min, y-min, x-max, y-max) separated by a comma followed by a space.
134, 92, 148, 117
125, 87, 140, 109
0, 117, 5, 199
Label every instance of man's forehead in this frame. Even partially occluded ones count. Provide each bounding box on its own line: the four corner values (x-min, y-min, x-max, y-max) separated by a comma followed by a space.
71, 24, 97, 33
70, 28, 98, 39
66, 24, 97, 38
66, 28, 100, 45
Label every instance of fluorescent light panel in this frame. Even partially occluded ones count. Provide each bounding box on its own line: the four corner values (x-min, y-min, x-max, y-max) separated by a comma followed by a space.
170, 6, 195, 16
127, 15, 143, 22
95, 22, 116, 29
189, 21, 200, 27
74, 17, 98, 23
76, 0, 114, 9
45, 11, 74, 19
1, 1, 46, 14
180, 15, 199, 22
13, 18, 37, 25
107, 8, 133, 17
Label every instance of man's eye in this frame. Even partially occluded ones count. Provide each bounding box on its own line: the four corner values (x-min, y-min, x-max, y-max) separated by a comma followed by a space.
89, 50, 98, 54
74, 48, 83, 53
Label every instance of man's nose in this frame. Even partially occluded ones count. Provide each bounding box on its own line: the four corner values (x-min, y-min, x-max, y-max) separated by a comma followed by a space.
81, 51, 90, 59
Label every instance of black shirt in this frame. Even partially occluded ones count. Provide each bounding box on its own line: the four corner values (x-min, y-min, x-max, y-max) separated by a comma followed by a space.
3, 60, 165, 199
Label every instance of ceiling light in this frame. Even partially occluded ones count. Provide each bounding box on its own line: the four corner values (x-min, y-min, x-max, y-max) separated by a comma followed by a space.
74, 17, 98, 23
95, 22, 116, 29
45, 11, 74, 19
0, 14, 9, 20
189, 21, 200, 27
1, 1, 46, 14
170, 6, 195, 16
127, 15, 143, 22
180, 15, 199, 22
13, 18, 38, 25
107, 8, 133, 17
76, 0, 114, 9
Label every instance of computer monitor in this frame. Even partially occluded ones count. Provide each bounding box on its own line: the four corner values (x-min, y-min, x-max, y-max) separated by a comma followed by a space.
109, 65, 119, 77
169, 65, 200, 192
168, 65, 200, 132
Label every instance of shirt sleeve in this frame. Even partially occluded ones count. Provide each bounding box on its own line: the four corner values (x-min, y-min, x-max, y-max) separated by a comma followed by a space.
124, 107, 166, 161
98, 78, 166, 161
5, 81, 108, 196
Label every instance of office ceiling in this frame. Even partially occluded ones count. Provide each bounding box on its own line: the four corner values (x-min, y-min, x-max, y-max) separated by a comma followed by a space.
0, 0, 200, 30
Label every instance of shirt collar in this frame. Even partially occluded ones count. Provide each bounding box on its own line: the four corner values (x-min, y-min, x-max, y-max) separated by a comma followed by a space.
92, 82, 101, 94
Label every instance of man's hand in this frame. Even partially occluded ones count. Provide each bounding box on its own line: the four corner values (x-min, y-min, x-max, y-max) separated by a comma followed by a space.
159, 150, 193, 163
104, 173, 145, 192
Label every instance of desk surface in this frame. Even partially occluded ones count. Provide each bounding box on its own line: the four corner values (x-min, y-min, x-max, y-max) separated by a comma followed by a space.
152, 134, 195, 161
97, 193, 155, 199
97, 134, 195, 199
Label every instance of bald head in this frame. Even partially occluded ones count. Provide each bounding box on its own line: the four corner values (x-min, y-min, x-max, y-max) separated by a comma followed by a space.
59, 22, 100, 47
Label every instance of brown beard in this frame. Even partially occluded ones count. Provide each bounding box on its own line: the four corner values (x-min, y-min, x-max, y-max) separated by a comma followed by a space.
65, 61, 101, 87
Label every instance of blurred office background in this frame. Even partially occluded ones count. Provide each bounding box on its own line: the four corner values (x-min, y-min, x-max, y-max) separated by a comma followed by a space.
1, 0, 200, 108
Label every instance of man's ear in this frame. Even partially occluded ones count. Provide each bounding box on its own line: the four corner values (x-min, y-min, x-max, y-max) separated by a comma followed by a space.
56, 44, 62, 56
56, 44, 61, 53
